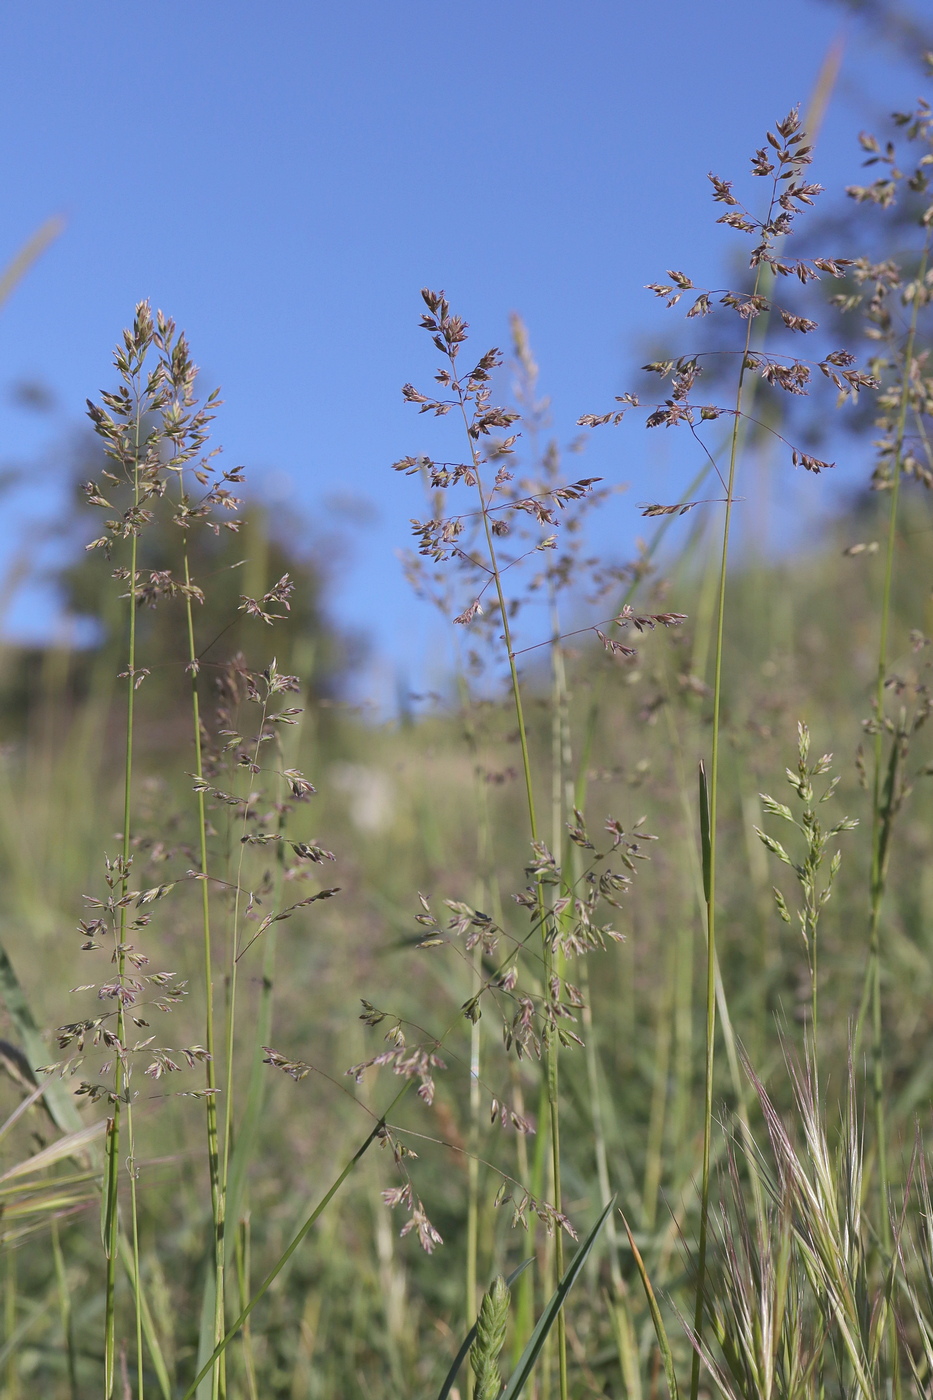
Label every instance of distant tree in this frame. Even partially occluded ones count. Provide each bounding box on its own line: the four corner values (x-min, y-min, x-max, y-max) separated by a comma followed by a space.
0, 428, 348, 732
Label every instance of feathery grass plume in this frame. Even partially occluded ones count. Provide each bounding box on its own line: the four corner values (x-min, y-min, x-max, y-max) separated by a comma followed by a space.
84, 301, 179, 1398
683, 1037, 931, 1397
82, 302, 256, 1398
76, 303, 339, 1398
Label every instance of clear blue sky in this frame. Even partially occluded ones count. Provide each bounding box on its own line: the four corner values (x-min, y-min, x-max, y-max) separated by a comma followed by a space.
0, 0, 923, 702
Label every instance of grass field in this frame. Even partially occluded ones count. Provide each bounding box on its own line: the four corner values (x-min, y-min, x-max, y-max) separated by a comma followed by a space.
0, 85, 932, 1400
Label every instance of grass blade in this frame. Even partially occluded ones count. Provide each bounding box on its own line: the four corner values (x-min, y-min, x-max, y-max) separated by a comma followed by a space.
498, 1198, 614, 1400
0, 1120, 105, 1183
0, 933, 83, 1136
117, 1231, 173, 1400
698, 761, 711, 907
621, 1213, 680, 1400
180, 1107, 397, 1400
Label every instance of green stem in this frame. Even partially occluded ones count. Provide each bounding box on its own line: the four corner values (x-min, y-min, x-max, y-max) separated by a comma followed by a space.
217, 693, 271, 1389
107, 376, 144, 1400
810, 892, 819, 1057
51, 1217, 78, 1400
181, 1097, 405, 1400
127, 1110, 144, 1400
571, 737, 625, 1295
180, 490, 224, 1399
862, 238, 929, 1254
689, 282, 759, 1400
235, 1217, 259, 1400
466, 943, 481, 1400
456, 675, 490, 1399
455, 384, 567, 1399
5, 1246, 17, 1400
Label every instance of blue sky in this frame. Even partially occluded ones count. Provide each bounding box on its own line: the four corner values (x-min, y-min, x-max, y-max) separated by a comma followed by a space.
0, 0, 924, 701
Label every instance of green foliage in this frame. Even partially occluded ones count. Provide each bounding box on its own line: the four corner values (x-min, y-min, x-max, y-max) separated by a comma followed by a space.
63, 503, 336, 692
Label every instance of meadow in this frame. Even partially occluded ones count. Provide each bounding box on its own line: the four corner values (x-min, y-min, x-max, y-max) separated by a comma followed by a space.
0, 79, 931, 1400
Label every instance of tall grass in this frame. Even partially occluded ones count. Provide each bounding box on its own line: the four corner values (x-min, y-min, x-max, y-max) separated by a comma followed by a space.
0, 67, 932, 1400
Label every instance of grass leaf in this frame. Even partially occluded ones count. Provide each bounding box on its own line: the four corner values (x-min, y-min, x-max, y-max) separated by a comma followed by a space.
499, 1199, 614, 1400
622, 1213, 680, 1400
698, 762, 712, 905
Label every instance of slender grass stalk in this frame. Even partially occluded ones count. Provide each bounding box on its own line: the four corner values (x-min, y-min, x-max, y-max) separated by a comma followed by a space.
683, 107, 845, 1331
550, 594, 628, 1305
235, 1216, 259, 1400
445, 343, 568, 1398
50, 1216, 77, 1400
105, 352, 145, 1400
689, 280, 760, 1400
509, 1056, 535, 1362
565, 691, 624, 1288
861, 236, 931, 1253
548, 610, 572, 1361
227, 647, 317, 1242
455, 676, 493, 1398
178, 487, 225, 1399
465, 941, 481, 1400
126, 1108, 145, 1400
622, 1214, 680, 1400
643, 944, 675, 1230
531, 1077, 555, 1399
117, 1232, 173, 1400
5, 1244, 17, 1400
181, 1095, 406, 1400
567, 714, 626, 1290
216, 688, 272, 1392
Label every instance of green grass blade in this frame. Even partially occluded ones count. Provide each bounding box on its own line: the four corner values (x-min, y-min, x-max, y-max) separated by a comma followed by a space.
117, 1232, 173, 1400
195, 1264, 216, 1400
698, 762, 711, 907
51, 1216, 78, 1400
621, 1214, 680, 1400
0, 930, 83, 1135
0, 1291, 56, 1374
498, 1199, 614, 1400
180, 1108, 396, 1400
0, 1120, 105, 1182
436, 1258, 534, 1400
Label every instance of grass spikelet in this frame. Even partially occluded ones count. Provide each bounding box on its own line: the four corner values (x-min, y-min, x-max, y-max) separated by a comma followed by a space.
470, 1275, 510, 1400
